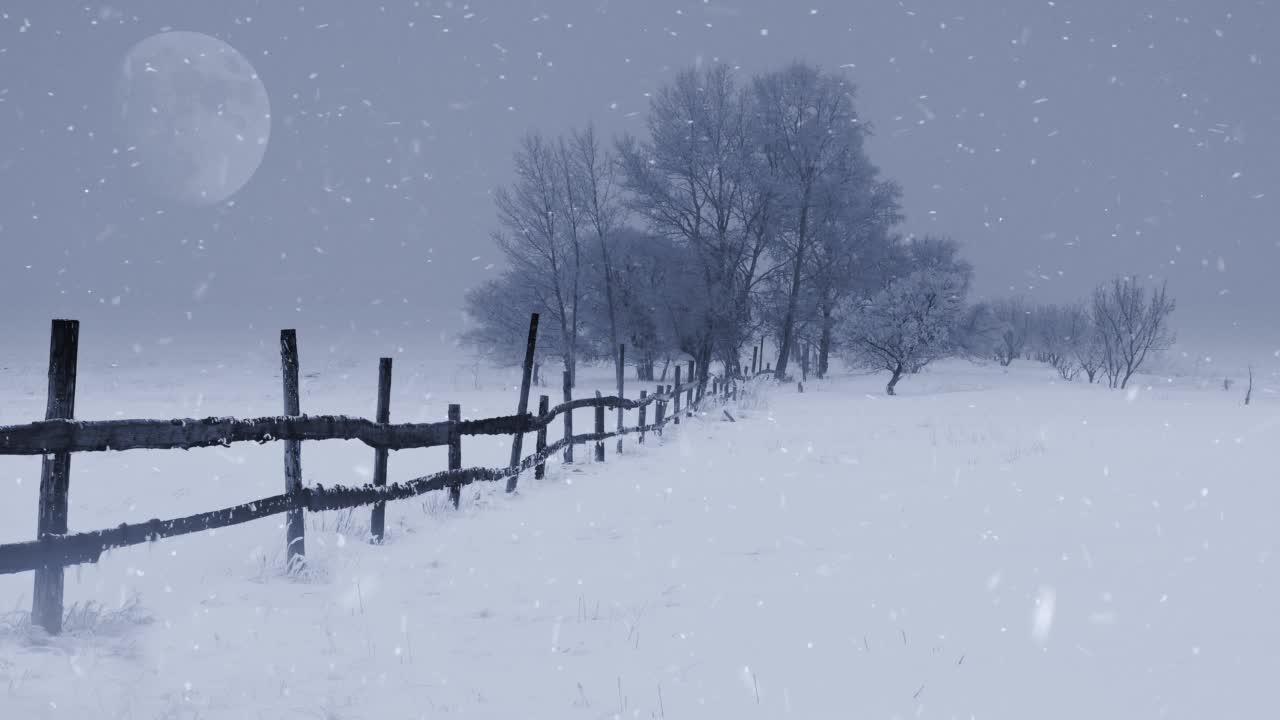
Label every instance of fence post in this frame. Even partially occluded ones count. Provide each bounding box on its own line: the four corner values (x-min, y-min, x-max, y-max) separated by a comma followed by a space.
448, 404, 462, 509
638, 390, 648, 444
562, 370, 574, 463
751, 346, 759, 375
655, 384, 665, 435
686, 360, 695, 414
616, 344, 625, 455
507, 313, 539, 493
31, 319, 79, 635
594, 391, 606, 462
535, 395, 549, 480
370, 357, 392, 543
673, 366, 682, 425
280, 329, 305, 570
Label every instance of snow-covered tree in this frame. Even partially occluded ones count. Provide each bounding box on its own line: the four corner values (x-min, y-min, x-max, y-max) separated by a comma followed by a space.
840, 268, 967, 395
749, 62, 890, 382
618, 63, 770, 381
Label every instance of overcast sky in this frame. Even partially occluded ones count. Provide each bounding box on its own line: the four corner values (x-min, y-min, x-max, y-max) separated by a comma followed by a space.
2, 0, 1277, 359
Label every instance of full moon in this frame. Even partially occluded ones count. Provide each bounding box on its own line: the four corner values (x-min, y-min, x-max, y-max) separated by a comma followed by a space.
116, 31, 270, 206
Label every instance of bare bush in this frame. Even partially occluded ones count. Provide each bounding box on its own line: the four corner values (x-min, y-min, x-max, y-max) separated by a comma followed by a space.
1091, 276, 1176, 389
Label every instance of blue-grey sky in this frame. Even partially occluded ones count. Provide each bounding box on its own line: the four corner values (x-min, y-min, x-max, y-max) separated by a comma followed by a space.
2, 0, 1277, 355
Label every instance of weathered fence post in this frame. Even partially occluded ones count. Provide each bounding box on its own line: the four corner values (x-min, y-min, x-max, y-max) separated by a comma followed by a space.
654, 384, 665, 435
507, 313, 539, 493
448, 404, 462, 509
280, 329, 305, 570
686, 360, 695, 414
594, 391, 606, 462
370, 357, 393, 543
562, 370, 574, 464
751, 346, 759, 375
616, 344, 625, 455
638, 390, 648, 444
31, 319, 78, 635
673, 366, 682, 425
535, 395, 549, 480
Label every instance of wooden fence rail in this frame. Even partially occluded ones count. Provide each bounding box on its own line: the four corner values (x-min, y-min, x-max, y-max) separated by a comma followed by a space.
0, 315, 740, 635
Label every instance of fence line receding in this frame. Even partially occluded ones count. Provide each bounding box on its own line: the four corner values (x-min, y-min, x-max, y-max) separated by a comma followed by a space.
0, 315, 741, 635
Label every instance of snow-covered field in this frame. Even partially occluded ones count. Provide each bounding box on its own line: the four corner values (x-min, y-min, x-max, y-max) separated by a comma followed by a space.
1, 350, 1278, 719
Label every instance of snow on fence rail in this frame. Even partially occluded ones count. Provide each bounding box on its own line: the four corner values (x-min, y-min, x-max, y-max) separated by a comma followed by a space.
0, 316, 740, 635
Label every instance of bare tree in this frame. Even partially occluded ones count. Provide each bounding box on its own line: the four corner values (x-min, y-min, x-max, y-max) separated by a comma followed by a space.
618, 63, 765, 381
460, 271, 554, 369
566, 126, 624, 385
750, 63, 887, 382
953, 301, 1002, 361
1091, 276, 1176, 389
804, 173, 901, 379
1060, 302, 1105, 383
1028, 303, 1083, 380
991, 297, 1032, 367
491, 132, 585, 384
840, 268, 967, 395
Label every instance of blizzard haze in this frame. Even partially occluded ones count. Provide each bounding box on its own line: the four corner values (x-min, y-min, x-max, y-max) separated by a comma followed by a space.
2, 1, 1278, 363
3, 4, 1280, 718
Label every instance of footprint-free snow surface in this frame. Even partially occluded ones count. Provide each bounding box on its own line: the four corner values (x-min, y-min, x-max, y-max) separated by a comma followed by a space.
1, 358, 1277, 718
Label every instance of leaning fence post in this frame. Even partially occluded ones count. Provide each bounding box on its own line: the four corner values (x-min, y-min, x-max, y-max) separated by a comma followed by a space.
638, 390, 648, 444
507, 313, 539, 493
31, 319, 79, 635
370, 357, 392, 543
535, 395, 549, 480
673, 365, 682, 425
594, 391, 606, 462
280, 329, 305, 570
751, 346, 759, 375
448, 404, 462, 508
562, 370, 574, 464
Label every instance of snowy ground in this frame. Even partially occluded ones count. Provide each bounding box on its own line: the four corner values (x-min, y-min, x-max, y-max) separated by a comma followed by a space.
1, 350, 1278, 719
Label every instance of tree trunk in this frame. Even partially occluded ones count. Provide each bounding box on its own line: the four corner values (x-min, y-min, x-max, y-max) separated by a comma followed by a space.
818, 316, 832, 379
886, 364, 904, 396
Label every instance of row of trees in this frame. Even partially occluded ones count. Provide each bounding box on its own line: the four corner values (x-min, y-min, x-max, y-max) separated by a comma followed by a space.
461, 61, 1177, 395
463, 62, 909, 387
962, 277, 1176, 390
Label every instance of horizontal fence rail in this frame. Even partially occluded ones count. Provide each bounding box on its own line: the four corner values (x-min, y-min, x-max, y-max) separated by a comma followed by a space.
0, 394, 680, 456
0, 422, 678, 576
1, 314, 751, 634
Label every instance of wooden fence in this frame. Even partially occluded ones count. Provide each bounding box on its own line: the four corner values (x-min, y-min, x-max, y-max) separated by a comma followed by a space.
0, 316, 740, 635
